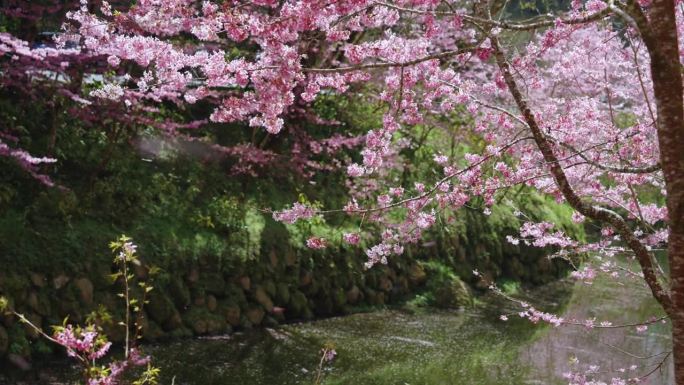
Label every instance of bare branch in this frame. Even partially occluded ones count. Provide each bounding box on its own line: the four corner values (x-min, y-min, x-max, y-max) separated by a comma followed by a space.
301, 46, 476, 74
558, 142, 661, 174
374, 1, 611, 30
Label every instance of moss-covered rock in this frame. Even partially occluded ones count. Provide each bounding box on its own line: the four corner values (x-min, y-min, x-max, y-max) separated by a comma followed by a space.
224, 305, 241, 327
269, 249, 279, 268
182, 306, 225, 335
275, 283, 290, 305
299, 271, 312, 287
206, 294, 218, 312
238, 276, 251, 291
394, 276, 409, 295
254, 286, 274, 312
263, 281, 276, 298
167, 277, 191, 309
162, 310, 183, 332
378, 276, 393, 292
186, 267, 200, 285
206, 316, 228, 334
147, 291, 175, 324
201, 272, 225, 296
333, 288, 347, 308
29, 273, 46, 288
74, 277, 94, 306
169, 326, 193, 339
285, 249, 297, 266
434, 276, 472, 309
191, 288, 206, 307
288, 290, 308, 318
245, 306, 265, 326
346, 285, 361, 304
52, 274, 70, 290
57, 299, 85, 324
0, 325, 8, 357
140, 317, 165, 341
27, 291, 50, 317
102, 322, 126, 343
225, 284, 248, 307
7, 324, 29, 357
505, 257, 526, 281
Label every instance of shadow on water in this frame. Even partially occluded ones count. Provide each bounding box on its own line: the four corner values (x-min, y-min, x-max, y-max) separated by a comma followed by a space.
4, 274, 673, 385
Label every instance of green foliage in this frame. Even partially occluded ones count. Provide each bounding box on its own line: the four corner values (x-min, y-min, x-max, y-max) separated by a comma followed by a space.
420, 261, 458, 293
0, 87, 376, 274
499, 279, 521, 295
0, 57, 583, 310
407, 261, 472, 309
7, 324, 30, 356
133, 364, 161, 385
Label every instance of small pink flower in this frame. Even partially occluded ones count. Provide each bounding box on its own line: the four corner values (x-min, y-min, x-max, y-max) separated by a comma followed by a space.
377, 194, 391, 207
306, 237, 327, 249
273, 203, 315, 224
343, 199, 359, 214
322, 348, 336, 362
88, 342, 112, 360
347, 163, 365, 177
107, 55, 120, 67
433, 154, 448, 165
128, 348, 151, 366
343, 233, 360, 245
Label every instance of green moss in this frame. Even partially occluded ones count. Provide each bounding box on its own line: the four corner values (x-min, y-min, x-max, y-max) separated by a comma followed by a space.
499, 279, 521, 295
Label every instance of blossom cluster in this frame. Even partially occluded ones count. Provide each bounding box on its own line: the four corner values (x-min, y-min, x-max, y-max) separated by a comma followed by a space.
54, 325, 112, 360
1, 0, 672, 274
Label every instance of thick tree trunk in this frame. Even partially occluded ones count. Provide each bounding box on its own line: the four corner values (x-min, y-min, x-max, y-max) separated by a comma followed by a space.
674, 235, 684, 384
642, 0, 684, 381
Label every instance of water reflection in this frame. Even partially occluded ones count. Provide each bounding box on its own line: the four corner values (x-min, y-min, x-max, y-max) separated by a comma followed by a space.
522, 275, 672, 384
5, 274, 672, 385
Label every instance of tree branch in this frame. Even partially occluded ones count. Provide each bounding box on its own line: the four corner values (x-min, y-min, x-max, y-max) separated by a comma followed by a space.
491, 34, 673, 315
302, 46, 476, 74
557, 141, 661, 174
374, 1, 611, 30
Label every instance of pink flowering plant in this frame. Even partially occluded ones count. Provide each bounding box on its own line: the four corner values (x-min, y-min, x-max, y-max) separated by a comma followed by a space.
314, 342, 337, 385
0, 236, 159, 385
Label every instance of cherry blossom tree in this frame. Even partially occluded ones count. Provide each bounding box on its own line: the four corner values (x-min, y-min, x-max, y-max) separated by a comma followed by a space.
3, 0, 684, 382
0, 0, 361, 188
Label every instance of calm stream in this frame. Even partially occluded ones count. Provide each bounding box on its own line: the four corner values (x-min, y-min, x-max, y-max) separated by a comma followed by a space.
7, 273, 673, 385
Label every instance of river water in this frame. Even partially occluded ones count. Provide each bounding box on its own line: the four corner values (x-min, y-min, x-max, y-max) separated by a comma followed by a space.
5, 273, 673, 385
147, 274, 672, 385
